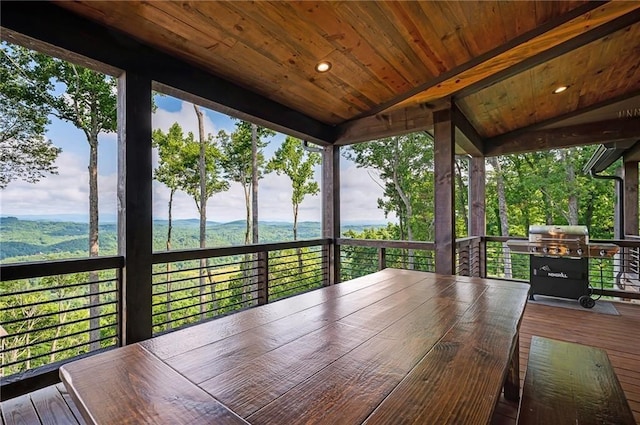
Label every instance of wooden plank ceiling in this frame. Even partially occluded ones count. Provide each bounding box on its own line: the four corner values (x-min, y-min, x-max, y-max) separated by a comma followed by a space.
19, 1, 640, 153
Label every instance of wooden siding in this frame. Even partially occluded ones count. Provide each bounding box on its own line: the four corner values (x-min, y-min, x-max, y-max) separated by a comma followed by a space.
3, 301, 639, 424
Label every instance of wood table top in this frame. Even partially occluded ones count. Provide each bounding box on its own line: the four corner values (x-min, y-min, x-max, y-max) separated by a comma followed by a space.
60, 269, 530, 425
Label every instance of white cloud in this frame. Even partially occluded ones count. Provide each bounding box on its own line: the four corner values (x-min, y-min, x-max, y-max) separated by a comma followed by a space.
152, 101, 220, 136
340, 163, 396, 223
0, 151, 117, 218
0, 99, 395, 226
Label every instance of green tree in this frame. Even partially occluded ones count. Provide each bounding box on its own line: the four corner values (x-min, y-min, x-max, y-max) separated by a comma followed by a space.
343, 132, 435, 268
266, 136, 321, 241
1, 43, 117, 350
0, 43, 61, 189
152, 123, 188, 252
220, 121, 275, 244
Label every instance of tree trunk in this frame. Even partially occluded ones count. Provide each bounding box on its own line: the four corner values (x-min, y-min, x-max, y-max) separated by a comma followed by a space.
166, 188, 175, 329
242, 183, 250, 305
489, 157, 512, 279
251, 123, 259, 305
563, 150, 579, 225
251, 123, 259, 244
88, 134, 100, 351
392, 143, 414, 269
194, 104, 209, 319
455, 158, 469, 236
294, 203, 303, 274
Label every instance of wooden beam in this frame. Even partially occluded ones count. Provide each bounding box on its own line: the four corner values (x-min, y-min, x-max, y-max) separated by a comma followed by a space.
623, 161, 639, 236
624, 141, 640, 162
433, 108, 456, 275
485, 118, 640, 157
117, 72, 153, 345
322, 145, 341, 285
452, 105, 483, 157
0, 1, 336, 145
352, 2, 609, 119
335, 102, 443, 145
454, 5, 640, 100
495, 90, 640, 140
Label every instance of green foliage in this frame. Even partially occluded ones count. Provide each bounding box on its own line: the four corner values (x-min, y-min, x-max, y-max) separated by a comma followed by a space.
266, 136, 321, 239
486, 147, 616, 239
1, 270, 119, 376
0, 43, 61, 188
153, 122, 229, 212
220, 120, 274, 185
343, 133, 435, 241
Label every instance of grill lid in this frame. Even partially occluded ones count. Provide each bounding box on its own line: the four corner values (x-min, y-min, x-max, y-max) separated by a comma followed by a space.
528, 225, 588, 244
506, 225, 618, 258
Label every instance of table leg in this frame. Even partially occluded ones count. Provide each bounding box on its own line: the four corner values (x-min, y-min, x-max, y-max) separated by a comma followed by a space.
504, 333, 520, 401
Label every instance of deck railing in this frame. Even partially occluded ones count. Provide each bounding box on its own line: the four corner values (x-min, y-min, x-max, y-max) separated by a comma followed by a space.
150, 239, 329, 335
0, 239, 330, 398
337, 238, 435, 281
2, 235, 639, 399
0, 256, 123, 397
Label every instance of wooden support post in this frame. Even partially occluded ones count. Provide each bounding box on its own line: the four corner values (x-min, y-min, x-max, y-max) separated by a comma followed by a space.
117, 72, 153, 345
257, 251, 269, 305
378, 248, 386, 271
322, 145, 341, 284
469, 157, 486, 277
434, 108, 456, 275
623, 160, 639, 237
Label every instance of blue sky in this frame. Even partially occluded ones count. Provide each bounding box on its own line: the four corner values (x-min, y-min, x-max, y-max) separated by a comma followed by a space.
0, 94, 394, 225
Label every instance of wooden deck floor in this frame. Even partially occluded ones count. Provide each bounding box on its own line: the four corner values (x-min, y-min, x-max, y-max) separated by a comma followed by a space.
2, 300, 639, 425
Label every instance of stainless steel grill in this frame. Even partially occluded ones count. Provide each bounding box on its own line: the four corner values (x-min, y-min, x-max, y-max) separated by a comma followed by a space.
507, 225, 618, 308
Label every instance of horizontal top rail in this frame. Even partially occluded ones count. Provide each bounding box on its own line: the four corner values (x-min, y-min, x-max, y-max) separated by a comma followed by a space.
455, 236, 482, 247
0, 256, 124, 282
337, 238, 435, 250
152, 239, 332, 264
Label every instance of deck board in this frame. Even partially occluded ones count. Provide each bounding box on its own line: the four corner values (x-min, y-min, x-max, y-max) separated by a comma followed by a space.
1, 392, 40, 425
29, 385, 81, 425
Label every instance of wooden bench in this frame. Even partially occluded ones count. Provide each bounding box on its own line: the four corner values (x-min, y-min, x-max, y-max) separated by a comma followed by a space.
517, 335, 635, 425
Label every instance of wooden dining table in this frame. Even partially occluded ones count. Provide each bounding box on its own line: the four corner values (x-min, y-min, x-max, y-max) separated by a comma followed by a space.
60, 268, 530, 425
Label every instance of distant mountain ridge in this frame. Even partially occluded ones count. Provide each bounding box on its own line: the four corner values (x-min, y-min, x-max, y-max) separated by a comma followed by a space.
0, 217, 384, 262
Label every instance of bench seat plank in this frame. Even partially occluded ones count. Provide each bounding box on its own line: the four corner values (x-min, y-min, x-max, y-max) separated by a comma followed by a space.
60, 344, 248, 425
518, 336, 635, 425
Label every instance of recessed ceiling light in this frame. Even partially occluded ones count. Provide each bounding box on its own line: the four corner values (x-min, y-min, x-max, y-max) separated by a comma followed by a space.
553, 85, 568, 94
315, 61, 332, 73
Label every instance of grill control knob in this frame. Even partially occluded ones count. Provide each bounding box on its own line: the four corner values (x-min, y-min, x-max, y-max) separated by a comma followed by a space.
566, 248, 571, 255
542, 247, 549, 254
529, 246, 537, 253
576, 248, 583, 256
600, 249, 606, 257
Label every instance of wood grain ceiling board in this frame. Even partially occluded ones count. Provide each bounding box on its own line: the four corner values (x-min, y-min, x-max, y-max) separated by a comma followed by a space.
383, 1, 639, 114
55, 0, 589, 127
459, 22, 640, 139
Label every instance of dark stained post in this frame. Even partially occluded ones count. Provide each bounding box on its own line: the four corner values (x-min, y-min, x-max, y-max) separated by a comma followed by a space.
623, 160, 639, 237
257, 251, 269, 305
622, 160, 638, 283
433, 108, 456, 275
322, 145, 341, 285
378, 248, 386, 271
117, 72, 153, 345
470, 156, 486, 277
